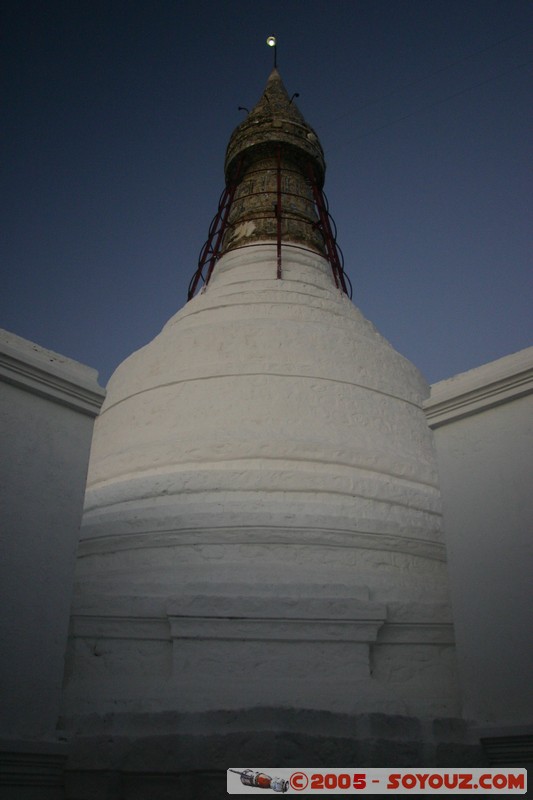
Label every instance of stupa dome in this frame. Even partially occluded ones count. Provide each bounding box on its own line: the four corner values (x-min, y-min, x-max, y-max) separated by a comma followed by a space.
80, 245, 443, 600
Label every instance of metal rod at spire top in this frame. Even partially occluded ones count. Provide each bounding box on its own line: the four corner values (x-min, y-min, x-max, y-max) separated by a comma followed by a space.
266, 35, 277, 68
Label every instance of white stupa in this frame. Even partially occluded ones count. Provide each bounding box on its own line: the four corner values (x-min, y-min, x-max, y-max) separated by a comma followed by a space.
62, 68, 464, 790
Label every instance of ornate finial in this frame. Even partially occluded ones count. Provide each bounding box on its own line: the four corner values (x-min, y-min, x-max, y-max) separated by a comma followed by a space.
266, 35, 277, 68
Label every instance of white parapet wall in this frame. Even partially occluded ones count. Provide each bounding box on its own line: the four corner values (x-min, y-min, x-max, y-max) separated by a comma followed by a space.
0, 330, 105, 797
425, 347, 533, 757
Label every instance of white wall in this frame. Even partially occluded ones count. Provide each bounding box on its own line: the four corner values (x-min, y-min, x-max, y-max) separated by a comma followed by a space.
426, 348, 533, 731
0, 330, 104, 784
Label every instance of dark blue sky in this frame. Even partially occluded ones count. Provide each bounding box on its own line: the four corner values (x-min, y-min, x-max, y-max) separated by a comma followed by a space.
2, 0, 532, 386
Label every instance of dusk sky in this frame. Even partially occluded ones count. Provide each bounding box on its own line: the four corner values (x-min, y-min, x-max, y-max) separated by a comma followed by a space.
2, 0, 532, 386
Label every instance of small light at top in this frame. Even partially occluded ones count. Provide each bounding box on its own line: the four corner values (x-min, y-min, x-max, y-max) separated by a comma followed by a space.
266, 36, 276, 47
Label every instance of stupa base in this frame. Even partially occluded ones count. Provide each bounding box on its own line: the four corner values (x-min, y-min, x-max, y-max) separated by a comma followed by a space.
62, 583, 459, 721
60, 710, 486, 800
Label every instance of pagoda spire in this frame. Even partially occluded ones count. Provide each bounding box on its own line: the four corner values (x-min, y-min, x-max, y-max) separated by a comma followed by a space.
221, 68, 326, 260
188, 68, 350, 298
224, 67, 325, 186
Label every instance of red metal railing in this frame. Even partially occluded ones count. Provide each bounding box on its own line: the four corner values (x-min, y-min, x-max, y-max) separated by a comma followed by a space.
187, 151, 352, 300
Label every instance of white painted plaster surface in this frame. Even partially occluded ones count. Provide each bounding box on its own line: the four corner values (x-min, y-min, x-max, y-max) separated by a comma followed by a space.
66, 245, 458, 723
426, 348, 533, 728
0, 330, 104, 744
